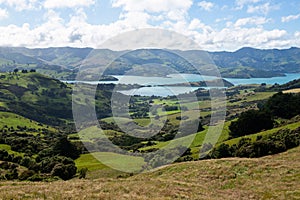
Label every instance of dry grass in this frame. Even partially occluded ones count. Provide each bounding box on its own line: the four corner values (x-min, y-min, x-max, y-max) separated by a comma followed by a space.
283, 88, 300, 93
0, 147, 299, 200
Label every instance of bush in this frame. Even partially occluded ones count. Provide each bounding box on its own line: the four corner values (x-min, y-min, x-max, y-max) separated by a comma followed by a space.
79, 168, 88, 179
5, 169, 18, 180
52, 136, 80, 159
27, 174, 43, 182
51, 163, 77, 180
164, 105, 178, 111
263, 92, 300, 119
211, 143, 232, 158
19, 170, 35, 181
210, 128, 300, 159
229, 110, 274, 138
39, 156, 75, 173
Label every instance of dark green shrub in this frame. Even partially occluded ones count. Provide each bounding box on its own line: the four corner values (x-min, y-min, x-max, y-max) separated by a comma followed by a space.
79, 168, 88, 179
229, 110, 274, 138
51, 163, 77, 180
19, 170, 35, 181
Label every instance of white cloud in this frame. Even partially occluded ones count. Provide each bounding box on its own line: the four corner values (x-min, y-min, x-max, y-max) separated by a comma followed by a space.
44, 0, 95, 9
216, 16, 232, 23
188, 19, 213, 34
112, 0, 193, 13
0, 0, 39, 11
282, 14, 300, 23
0, 12, 293, 51
205, 27, 288, 51
235, 0, 261, 9
234, 17, 270, 27
0, 0, 296, 51
198, 1, 214, 11
112, 0, 193, 22
0, 8, 8, 19
247, 3, 279, 15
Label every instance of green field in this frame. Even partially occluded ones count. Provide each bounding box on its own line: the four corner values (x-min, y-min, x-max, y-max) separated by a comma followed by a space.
75, 152, 145, 173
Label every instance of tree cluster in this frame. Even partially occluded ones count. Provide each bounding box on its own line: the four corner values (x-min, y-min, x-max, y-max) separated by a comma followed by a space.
210, 128, 300, 159
0, 133, 80, 181
229, 92, 300, 138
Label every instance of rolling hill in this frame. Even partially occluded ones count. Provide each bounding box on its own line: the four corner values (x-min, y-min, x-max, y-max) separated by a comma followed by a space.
0, 47, 299, 79
0, 71, 113, 126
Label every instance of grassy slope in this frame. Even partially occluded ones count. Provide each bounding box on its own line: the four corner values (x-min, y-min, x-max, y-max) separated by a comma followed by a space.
75, 152, 145, 172
0, 111, 56, 133
0, 144, 24, 156
0, 146, 299, 200
221, 121, 300, 146
0, 72, 73, 126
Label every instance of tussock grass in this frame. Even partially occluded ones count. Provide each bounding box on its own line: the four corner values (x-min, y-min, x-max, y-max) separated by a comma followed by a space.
0, 147, 299, 199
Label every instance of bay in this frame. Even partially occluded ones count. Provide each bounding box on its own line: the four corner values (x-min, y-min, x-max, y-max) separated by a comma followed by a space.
115, 73, 300, 97
67, 73, 300, 97
225, 73, 300, 86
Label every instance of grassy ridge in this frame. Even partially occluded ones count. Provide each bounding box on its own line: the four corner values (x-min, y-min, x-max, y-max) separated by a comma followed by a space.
0, 146, 299, 199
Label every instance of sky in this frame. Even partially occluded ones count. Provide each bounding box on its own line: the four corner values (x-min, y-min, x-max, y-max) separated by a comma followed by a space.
0, 0, 300, 51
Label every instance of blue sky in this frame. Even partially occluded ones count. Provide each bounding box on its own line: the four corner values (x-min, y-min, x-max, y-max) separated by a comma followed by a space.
0, 0, 299, 51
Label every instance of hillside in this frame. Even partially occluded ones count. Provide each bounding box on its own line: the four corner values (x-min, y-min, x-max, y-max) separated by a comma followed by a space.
210, 47, 300, 74
0, 71, 113, 126
0, 69, 299, 199
0, 71, 73, 126
0, 47, 300, 79
0, 146, 299, 199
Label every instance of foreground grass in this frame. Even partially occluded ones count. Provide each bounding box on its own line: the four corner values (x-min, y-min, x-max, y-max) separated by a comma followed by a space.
0, 147, 299, 200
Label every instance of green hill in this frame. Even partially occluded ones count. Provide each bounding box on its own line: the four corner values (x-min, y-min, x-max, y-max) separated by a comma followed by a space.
0, 71, 113, 126
1, 47, 300, 79
0, 71, 73, 126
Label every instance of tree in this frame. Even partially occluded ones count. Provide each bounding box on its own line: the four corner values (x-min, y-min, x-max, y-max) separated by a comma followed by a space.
229, 110, 274, 138
52, 136, 80, 159
51, 163, 77, 180
211, 143, 232, 158
263, 92, 300, 119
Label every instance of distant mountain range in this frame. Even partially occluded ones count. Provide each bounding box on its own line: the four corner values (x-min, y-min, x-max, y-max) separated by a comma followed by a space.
0, 46, 299, 80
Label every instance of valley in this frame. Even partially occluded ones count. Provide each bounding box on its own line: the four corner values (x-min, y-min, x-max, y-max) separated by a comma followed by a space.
0, 49, 299, 199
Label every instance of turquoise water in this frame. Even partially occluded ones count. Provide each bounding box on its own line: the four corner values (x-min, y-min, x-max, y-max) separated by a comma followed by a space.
68, 73, 300, 97
115, 73, 300, 97
225, 73, 300, 86
113, 74, 217, 86
118, 86, 201, 97
113, 73, 300, 86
